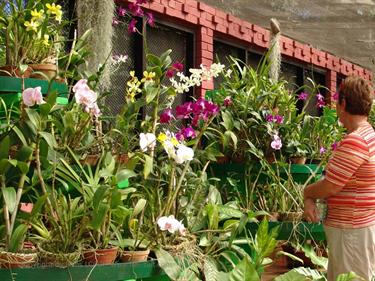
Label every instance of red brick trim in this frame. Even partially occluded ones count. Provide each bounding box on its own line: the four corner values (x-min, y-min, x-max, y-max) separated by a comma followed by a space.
326, 70, 337, 105
119, 0, 373, 94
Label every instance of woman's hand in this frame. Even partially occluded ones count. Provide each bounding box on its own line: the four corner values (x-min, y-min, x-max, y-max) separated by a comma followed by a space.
304, 198, 320, 223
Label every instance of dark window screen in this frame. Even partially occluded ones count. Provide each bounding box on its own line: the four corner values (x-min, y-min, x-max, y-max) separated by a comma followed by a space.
214, 41, 245, 88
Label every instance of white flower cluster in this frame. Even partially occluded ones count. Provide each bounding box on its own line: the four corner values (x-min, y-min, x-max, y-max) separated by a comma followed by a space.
170, 63, 225, 94
139, 131, 194, 164
157, 131, 194, 164
157, 215, 186, 236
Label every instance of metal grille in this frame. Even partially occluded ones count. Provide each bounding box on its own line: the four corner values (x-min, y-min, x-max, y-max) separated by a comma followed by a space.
280, 62, 299, 91
145, 23, 192, 115
106, 24, 136, 116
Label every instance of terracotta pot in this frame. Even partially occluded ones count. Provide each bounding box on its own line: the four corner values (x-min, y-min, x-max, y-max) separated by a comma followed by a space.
0, 250, 37, 269
215, 155, 230, 164
0, 65, 32, 78
29, 64, 57, 80
117, 153, 129, 165
265, 154, 277, 164
80, 154, 100, 166
83, 247, 118, 265
120, 249, 150, 263
256, 212, 280, 222
289, 157, 306, 165
38, 244, 81, 268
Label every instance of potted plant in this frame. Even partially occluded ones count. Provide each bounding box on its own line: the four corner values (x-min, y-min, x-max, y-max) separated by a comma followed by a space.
56, 151, 136, 265
112, 198, 151, 262
0, 0, 65, 78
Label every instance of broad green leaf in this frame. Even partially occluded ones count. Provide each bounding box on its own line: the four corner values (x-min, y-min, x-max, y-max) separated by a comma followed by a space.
11, 126, 27, 146
25, 108, 41, 130
116, 169, 137, 182
145, 86, 159, 104
30, 194, 47, 218
132, 198, 146, 217
204, 257, 219, 281
39, 131, 57, 148
147, 54, 162, 66
154, 248, 180, 280
17, 161, 29, 174
2, 187, 17, 214
16, 145, 33, 162
93, 186, 108, 211
206, 203, 219, 230
301, 244, 328, 269
110, 189, 122, 209
47, 91, 57, 106
274, 267, 324, 281
0, 159, 17, 175
0, 135, 10, 159
9, 224, 28, 252
39, 103, 52, 118
229, 256, 260, 281
336, 272, 365, 281
218, 206, 243, 220
143, 154, 153, 179
89, 202, 110, 230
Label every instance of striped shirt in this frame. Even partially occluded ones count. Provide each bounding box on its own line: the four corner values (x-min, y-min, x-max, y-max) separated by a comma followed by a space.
325, 123, 375, 229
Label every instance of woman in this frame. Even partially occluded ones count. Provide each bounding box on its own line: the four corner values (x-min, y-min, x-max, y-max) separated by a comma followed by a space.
304, 75, 375, 281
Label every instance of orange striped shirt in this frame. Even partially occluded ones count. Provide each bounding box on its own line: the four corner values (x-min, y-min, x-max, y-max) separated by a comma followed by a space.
325, 123, 375, 228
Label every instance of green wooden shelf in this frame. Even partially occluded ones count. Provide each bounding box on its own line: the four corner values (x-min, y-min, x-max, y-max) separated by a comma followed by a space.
0, 76, 69, 108
0, 260, 168, 281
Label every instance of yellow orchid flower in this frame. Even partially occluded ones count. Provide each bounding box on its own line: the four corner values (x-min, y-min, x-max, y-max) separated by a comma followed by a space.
24, 20, 40, 32
42, 34, 50, 46
141, 71, 156, 82
171, 137, 179, 146
46, 3, 62, 15
130, 71, 135, 77
126, 91, 136, 103
31, 9, 44, 22
157, 133, 167, 143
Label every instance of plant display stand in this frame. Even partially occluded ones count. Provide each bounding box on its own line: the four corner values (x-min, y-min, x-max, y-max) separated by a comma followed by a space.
0, 260, 168, 281
0, 76, 68, 106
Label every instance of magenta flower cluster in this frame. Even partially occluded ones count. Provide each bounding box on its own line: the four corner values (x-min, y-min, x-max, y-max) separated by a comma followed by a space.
160, 98, 220, 139
113, 0, 154, 33
316, 93, 325, 108
265, 114, 283, 124
298, 92, 308, 101
166, 61, 184, 78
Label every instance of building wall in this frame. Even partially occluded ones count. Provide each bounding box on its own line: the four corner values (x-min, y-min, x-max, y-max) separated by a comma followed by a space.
118, 0, 373, 101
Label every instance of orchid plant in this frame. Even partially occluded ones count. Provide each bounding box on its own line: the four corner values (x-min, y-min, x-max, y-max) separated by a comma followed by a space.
114, 49, 225, 248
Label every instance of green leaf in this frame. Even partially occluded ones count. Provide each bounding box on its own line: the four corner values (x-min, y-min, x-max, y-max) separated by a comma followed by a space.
206, 203, 219, 230
2, 187, 17, 214
93, 186, 108, 211
143, 154, 153, 179
274, 267, 324, 281
132, 198, 146, 217
16, 145, 33, 162
17, 161, 29, 174
116, 169, 136, 182
336, 272, 365, 281
89, 202, 110, 230
154, 248, 180, 280
47, 91, 57, 106
145, 85, 159, 104
30, 194, 47, 218
218, 206, 243, 220
229, 256, 260, 281
147, 54, 162, 66
25, 108, 41, 130
0, 135, 10, 159
0, 159, 17, 175
204, 257, 219, 281
39, 132, 57, 149
110, 189, 122, 209
9, 224, 28, 252
12, 126, 27, 146
39, 103, 52, 118
301, 244, 328, 269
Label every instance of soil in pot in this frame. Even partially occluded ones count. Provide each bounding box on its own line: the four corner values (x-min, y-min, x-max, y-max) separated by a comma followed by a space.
120, 249, 150, 263
82, 247, 118, 265
0, 250, 37, 269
